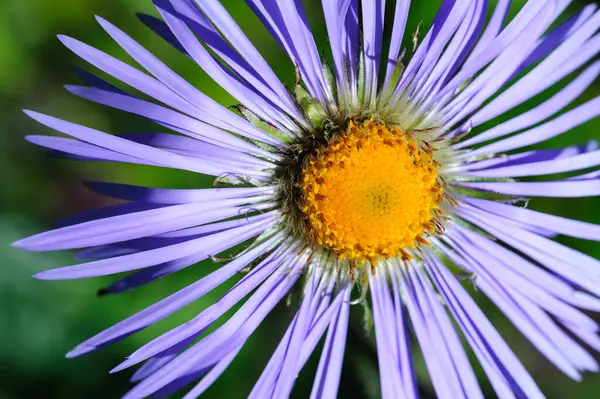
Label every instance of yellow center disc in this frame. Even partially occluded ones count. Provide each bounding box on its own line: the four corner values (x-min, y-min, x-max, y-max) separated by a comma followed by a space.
300, 120, 443, 264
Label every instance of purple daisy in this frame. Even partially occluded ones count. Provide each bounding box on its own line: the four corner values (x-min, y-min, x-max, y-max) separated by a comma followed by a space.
14, 0, 600, 397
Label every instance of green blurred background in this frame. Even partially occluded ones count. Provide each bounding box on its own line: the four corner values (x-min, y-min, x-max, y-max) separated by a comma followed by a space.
2, 0, 600, 398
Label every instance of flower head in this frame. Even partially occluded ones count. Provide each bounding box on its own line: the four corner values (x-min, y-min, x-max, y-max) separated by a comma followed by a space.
299, 120, 444, 264
14, 0, 600, 398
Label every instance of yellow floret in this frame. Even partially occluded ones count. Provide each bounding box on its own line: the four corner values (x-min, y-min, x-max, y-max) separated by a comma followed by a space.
300, 120, 443, 265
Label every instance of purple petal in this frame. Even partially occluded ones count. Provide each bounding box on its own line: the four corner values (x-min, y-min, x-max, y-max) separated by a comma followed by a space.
160, 0, 286, 116
453, 210, 600, 375
137, 12, 189, 55
457, 96, 600, 159
24, 111, 263, 177
130, 336, 196, 382
464, 7, 600, 131
463, 197, 600, 241
440, 233, 585, 380
396, 264, 465, 398
439, 6, 556, 133
454, 141, 597, 173
117, 132, 278, 165
15, 196, 272, 251
457, 205, 600, 295
114, 242, 300, 372
382, 0, 410, 94
181, 345, 242, 399
250, 276, 349, 399
248, 0, 330, 104
271, 267, 322, 398
33, 214, 275, 279
86, 182, 275, 204
26, 135, 158, 165
321, 0, 351, 97
436, 0, 555, 103
361, 0, 386, 105
406, 264, 483, 399
65, 85, 272, 157
160, 0, 300, 131
462, 148, 600, 178
187, 0, 300, 118
59, 34, 279, 144
309, 284, 350, 399
424, 254, 544, 398
95, 15, 283, 147
120, 253, 303, 399
455, 59, 600, 150
449, 227, 597, 332
412, 0, 487, 106
74, 66, 126, 94
343, 0, 360, 89
466, 0, 510, 61
459, 179, 600, 197
370, 270, 415, 399
68, 232, 283, 358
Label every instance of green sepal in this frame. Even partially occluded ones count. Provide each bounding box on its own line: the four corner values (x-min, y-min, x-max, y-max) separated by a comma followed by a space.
452, 186, 519, 202
207, 224, 283, 275
322, 58, 337, 101
238, 224, 285, 260
431, 243, 478, 282
383, 56, 405, 101
455, 77, 473, 96
412, 21, 423, 53
362, 294, 373, 337
450, 174, 514, 183
295, 84, 326, 129
452, 216, 498, 241
237, 105, 294, 145
357, 51, 366, 106
213, 173, 266, 187
249, 138, 280, 154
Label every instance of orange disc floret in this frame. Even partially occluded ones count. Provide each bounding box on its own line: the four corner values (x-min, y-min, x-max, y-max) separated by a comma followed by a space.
300, 120, 443, 264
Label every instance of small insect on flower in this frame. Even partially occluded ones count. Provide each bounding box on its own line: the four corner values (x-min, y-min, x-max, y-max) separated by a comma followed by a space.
14, 0, 600, 398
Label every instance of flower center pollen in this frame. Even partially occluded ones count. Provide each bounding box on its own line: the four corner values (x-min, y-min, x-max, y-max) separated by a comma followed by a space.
300, 121, 443, 264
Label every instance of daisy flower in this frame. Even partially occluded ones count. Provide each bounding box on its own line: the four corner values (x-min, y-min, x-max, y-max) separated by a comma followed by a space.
14, 0, 600, 397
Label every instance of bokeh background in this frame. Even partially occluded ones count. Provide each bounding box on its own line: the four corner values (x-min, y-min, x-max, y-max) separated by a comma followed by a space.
2, 0, 600, 398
